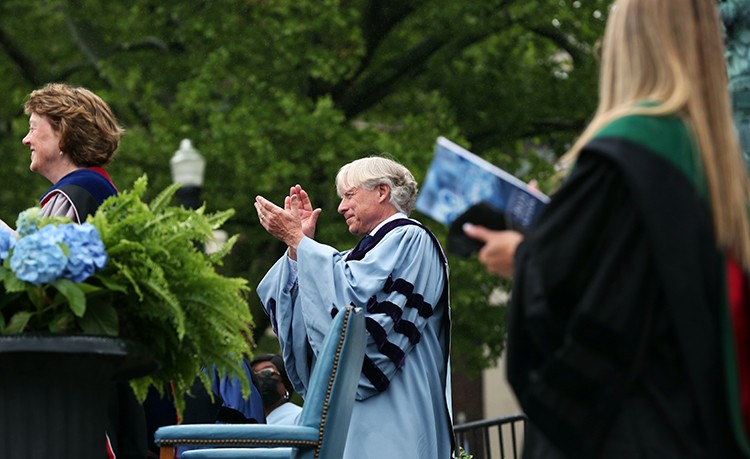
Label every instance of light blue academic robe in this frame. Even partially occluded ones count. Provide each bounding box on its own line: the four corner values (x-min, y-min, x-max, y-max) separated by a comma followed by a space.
257, 217, 454, 459
266, 401, 302, 425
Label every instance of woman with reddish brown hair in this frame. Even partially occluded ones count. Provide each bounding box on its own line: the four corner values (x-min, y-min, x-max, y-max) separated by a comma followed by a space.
22, 82, 122, 223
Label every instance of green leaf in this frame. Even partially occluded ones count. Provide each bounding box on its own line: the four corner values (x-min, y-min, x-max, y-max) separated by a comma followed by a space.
5, 311, 32, 334
52, 279, 87, 318
78, 303, 119, 336
26, 286, 46, 308
48, 311, 75, 333
92, 274, 128, 294
148, 182, 181, 212
0, 268, 30, 293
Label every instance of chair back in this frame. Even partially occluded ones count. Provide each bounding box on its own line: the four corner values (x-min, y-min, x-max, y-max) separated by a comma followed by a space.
157, 306, 364, 459
293, 305, 365, 459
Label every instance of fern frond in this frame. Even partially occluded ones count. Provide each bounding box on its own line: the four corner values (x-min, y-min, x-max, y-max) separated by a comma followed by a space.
85, 174, 253, 412
148, 182, 181, 212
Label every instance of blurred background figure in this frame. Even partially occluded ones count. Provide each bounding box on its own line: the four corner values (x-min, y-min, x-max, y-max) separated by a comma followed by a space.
145, 360, 267, 457
250, 354, 302, 425
465, 0, 750, 457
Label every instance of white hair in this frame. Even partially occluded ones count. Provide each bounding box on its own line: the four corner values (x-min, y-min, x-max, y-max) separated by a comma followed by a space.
335, 156, 418, 215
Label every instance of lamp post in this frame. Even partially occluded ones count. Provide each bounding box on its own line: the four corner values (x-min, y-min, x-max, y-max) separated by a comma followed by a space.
146, 139, 208, 447
170, 139, 206, 209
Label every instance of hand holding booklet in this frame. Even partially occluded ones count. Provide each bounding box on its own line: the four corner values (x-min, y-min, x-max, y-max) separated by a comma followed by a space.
415, 137, 550, 257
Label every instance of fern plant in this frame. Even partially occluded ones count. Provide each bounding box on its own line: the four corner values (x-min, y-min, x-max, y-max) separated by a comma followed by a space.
0, 175, 254, 411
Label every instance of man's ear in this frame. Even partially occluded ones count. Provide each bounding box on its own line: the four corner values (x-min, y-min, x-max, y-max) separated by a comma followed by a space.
377, 183, 391, 202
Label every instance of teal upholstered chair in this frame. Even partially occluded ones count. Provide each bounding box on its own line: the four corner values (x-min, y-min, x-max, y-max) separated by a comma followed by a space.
156, 305, 365, 459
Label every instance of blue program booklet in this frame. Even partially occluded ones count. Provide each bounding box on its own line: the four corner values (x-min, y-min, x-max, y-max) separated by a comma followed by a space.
416, 137, 549, 254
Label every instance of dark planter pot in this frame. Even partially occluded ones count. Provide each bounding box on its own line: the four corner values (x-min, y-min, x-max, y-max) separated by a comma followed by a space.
0, 335, 157, 458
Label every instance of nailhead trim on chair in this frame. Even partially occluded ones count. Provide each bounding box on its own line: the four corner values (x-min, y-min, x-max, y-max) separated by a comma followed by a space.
161, 439, 318, 447
160, 306, 355, 459
161, 307, 353, 459
314, 305, 351, 459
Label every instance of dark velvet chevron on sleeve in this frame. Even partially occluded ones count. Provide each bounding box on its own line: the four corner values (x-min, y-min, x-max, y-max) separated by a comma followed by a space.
266, 298, 278, 335
361, 355, 390, 392
365, 317, 406, 368
366, 296, 421, 345
384, 276, 433, 319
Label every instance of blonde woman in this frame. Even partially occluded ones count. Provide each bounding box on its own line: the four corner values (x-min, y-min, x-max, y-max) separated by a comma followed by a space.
465, 0, 750, 457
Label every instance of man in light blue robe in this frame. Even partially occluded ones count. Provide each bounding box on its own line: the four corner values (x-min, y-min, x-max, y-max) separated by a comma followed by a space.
255, 156, 454, 459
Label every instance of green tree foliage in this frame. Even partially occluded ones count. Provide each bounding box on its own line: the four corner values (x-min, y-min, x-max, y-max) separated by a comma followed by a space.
0, 0, 611, 374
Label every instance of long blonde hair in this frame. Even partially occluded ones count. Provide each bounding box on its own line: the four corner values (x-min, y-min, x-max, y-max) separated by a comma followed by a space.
561, 0, 750, 269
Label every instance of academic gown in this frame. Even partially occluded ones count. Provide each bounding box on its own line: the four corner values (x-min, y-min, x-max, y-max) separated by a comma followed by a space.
266, 402, 302, 425
40, 167, 118, 223
507, 114, 750, 459
36, 167, 146, 458
257, 218, 454, 459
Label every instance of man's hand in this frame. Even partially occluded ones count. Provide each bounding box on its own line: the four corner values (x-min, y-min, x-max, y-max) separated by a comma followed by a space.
462, 224, 524, 278
286, 184, 322, 240
255, 193, 308, 260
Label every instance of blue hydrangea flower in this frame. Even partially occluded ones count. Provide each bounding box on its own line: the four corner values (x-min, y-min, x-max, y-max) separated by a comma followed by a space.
0, 230, 15, 261
15, 208, 41, 237
10, 225, 67, 284
58, 223, 108, 282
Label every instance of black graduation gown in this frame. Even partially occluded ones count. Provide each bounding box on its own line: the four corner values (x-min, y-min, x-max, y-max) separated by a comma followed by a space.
507, 116, 746, 459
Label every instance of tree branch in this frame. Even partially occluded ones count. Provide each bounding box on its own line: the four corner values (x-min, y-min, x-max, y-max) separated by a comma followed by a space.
309, 1, 418, 101
358, 1, 418, 74
63, 12, 153, 128
332, 3, 517, 119
0, 26, 44, 85
467, 117, 586, 148
333, 35, 449, 118
112, 37, 170, 54
524, 23, 588, 66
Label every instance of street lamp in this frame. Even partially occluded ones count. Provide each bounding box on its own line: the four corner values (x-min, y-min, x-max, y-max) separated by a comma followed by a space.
170, 138, 206, 209
148, 139, 215, 431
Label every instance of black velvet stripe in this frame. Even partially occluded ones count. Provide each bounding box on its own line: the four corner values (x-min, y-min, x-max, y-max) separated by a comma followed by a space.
406, 293, 433, 319
340, 218, 448, 396
365, 317, 406, 368
362, 355, 390, 392
366, 296, 421, 344
267, 298, 278, 336
384, 276, 434, 318
345, 218, 448, 265
345, 235, 374, 261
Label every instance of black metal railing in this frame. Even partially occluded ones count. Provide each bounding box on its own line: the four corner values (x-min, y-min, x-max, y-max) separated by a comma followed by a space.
454, 414, 526, 459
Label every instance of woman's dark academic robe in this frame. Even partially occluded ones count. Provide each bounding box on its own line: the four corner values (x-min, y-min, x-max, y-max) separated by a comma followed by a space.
507, 114, 750, 459
40, 167, 118, 223
40, 167, 147, 458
